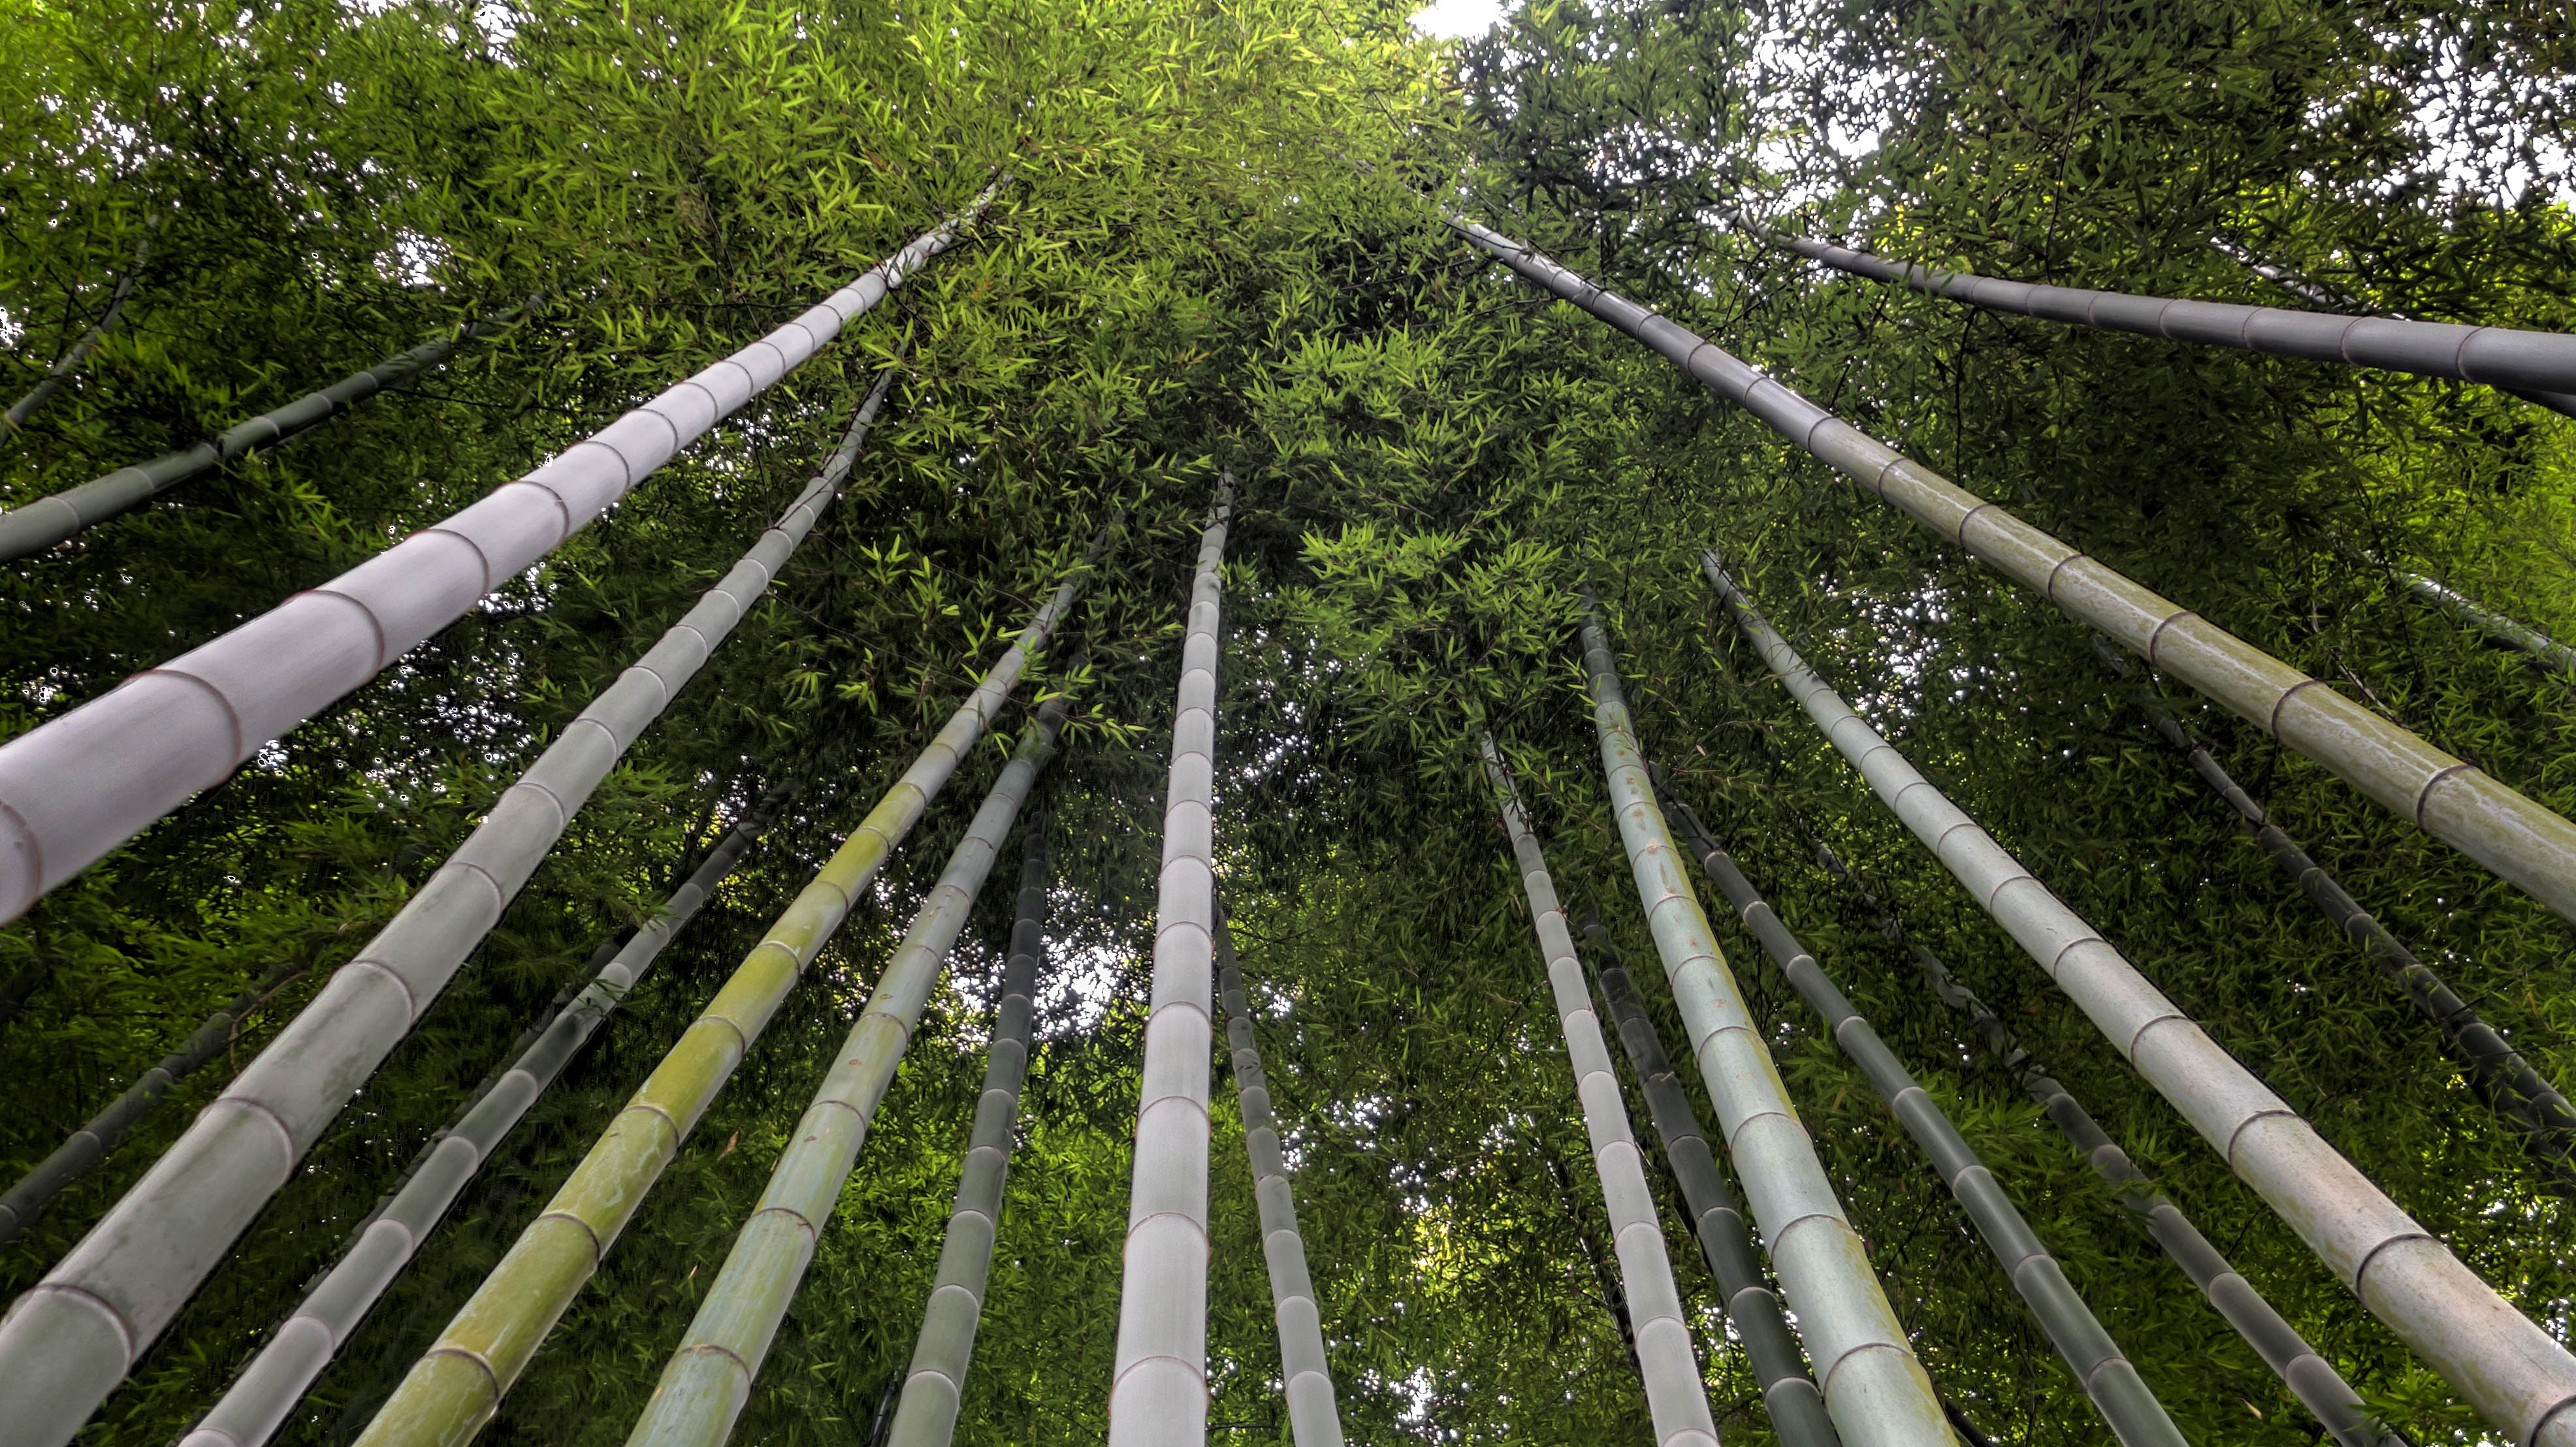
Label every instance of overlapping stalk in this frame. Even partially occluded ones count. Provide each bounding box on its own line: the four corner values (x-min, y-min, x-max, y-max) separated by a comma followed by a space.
1214, 898, 1345, 1447
176, 782, 796, 1447
0, 183, 999, 927
1107, 476, 1231, 1447
1574, 601, 1949, 1447
1654, 784, 2186, 1447
2387, 571, 2576, 680
1701, 553, 2576, 1447
1453, 219, 2576, 927
1481, 735, 1720, 1447
881, 812, 1055, 1447
0, 362, 933, 1446
1575, 917, 1840, 1447
624, 688, 1076, 1447
0, 296, 543, 561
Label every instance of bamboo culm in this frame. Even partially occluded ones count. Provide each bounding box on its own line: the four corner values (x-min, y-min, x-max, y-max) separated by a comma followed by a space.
3, 221, 153, 436
1808, 840, 2411, 1447
623, 689, 1077, 1447
1702, 552, 2576, 1447
1215, 898, 1345, 1447
0, 183, 999, 927
1453, 219, 2576, 929
0, 358, 933, 1446
0, 296, 544, 562
1575, 917, 1842, 1447
2387, 571, 2576, 680
344, 537, 1104, 1447
1575, 598, 1950, 1447
880, 811, 1055, 1447
1483, 734, 1721, 1447
1654, 782, 2187, 1447
176, 782, 797, 1447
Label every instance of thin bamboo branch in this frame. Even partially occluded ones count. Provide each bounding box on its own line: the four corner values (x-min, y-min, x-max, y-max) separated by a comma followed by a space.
3, 220, 155, 437
2383, 571, 2576, 680
1701, 552, 2576, 1447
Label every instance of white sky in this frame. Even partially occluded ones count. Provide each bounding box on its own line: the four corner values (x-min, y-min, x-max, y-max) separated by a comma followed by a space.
1411, 0, 1508, 39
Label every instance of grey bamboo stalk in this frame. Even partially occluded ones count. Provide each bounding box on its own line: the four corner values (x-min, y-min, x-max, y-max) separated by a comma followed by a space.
1574, 597, 1950, 1447
1214, 898, 1345, 1447
1481, 733, 1722, 1447
1452, 218, 2576, 928
174, 781, 797, 1447
622, 687, 1076, 1447
0, 296, 544, 562
3, 220, 153, 437
2386, 570, 2576, 680
1653, 784, 2188, 1447
0, 362, 952, 1446
2094, 641, 2576, 1189
1107, 474, 1232, 1447
1806, 838, 2411, 1447
1701, 551, 2576, 1447
1573, 917, 1843, 1447
0, 182, 1000, 928
880, 810, 1055, 1447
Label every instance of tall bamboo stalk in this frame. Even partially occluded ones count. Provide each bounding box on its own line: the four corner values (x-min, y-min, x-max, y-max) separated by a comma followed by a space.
2385, 571, 2576, 680
1108, 475, 1232, 1447
1214, 897, 1345, 1447
0, 183, 999, 928
880, 810, 1055, 1447
3, 220, 154, 437
622, 688, 1076, 1447
0, 297, 543, 561
175, 782, 797, 1447
1452, 219, 2576, 928
1575, 917, 1843, 1447
1575, 598, 1949, 1447
1654, 784, 2188, 1447
1481, 734, 1722, 1447
1701, 552, 2576, 1447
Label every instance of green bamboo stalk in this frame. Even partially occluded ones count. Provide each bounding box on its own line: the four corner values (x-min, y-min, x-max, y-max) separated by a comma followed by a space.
1701, 552, 2576, 1447
1574, 597, 1950, 1447
1654, 783, 2190, 1447
174, 782, 797, 1447
0, 296, 543, 562
1214, 897, 1345, 1447
880, 810, 1054, 1447
1481, 733, 1722, 1447
3, 220, 154, 437
1573, 917, 1843, 1447
621, 687, 1076, 1447
2383, 571, 2576, 680
1452, 218, 2576, 929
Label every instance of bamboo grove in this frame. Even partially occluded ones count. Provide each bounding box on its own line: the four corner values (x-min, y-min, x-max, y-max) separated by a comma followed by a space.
1, 0, 2573, 1444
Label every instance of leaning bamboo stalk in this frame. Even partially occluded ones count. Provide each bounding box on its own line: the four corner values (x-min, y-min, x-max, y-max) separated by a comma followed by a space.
1702, 552, 2576, 1447
621, 686, 1076, 1447
1453, 219, 2576, 927
1575, 599, 1949, 1447
1214, 898, 1345, 1447
0, 296, 543, 562
880, 810, 1055, 1447
0, 183, 1000, 927
1655, 784, 2188, 1447
3, 221, 153, 437
2385, 571, 2576, 680
176, 782, 796, 1447
1107, 475, 1231, 1447
1482, 734, 1721, 1447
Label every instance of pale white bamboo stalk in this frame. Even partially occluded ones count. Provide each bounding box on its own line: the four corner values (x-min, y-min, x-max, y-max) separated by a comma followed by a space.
1482, 734, 1721, 1447
1703, 552, 2576, 1447
1107, 476, 1232, 1447
0, 182, 1001, 927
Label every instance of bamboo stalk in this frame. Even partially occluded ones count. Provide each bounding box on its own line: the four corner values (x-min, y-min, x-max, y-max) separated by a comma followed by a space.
1653, 783, 2189, 1447
1575, 597, 1950, 1447
1701, 552, 2576, 1447
0, 182, 1001, 927
622, 687, 1076, 1447
3, 219, 154, 437
2385, 571, 2576, 680
1573, 917, 1843, 1447
1214, 897, 1345, 1447
174, 782, 797, 1447
1481, 733, 1722, 1447
1452, 219, 2576, 927
1107, 475, 1231, 1447
880, 810, 1055, 1447
0, 296, 545, 562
